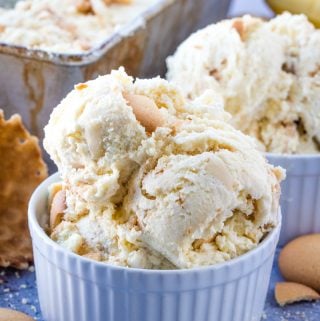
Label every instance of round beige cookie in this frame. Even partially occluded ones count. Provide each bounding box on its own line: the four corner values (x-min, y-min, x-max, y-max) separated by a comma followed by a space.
275, 282, 320, 306
279, 234, 320, 291
0, 308, 34, 321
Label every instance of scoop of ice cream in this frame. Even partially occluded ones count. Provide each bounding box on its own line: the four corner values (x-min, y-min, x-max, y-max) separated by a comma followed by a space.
44, 69, 144, 218
44, 68, 184, 219
45, 68, 188, 268
167, 13, 320, 154
125, 117, 284, 268
46, 69, 284, 270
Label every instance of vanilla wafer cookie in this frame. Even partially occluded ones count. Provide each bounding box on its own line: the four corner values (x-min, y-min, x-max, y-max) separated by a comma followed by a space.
0, 308, 34, 321
275, 282, 320, 306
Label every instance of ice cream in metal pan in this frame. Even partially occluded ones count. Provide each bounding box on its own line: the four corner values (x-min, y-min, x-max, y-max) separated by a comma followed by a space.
0, 0, 159, 54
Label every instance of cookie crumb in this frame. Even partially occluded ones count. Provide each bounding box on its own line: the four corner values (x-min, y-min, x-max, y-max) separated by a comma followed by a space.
21, 298, 28, 304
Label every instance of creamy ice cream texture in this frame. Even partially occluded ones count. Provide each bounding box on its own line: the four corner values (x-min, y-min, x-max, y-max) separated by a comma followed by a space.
167, 13, 320, 154
0, 0, 158, 54
44, 68, 284, 269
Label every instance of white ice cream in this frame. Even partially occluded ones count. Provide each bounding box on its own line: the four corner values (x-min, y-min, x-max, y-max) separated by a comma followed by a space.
167, 13, 320, 154
45, 69, 284, 269
125, 117, 283, 268
0, 0, 158, 53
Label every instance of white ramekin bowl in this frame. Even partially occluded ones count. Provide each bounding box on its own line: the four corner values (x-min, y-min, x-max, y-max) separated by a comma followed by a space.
267, 154, 320, 246
29, 173, 280, 321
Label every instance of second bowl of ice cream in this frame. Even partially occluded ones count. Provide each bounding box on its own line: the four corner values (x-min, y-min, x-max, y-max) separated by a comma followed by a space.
167, 13, 320, 245
29, 69, 283, 321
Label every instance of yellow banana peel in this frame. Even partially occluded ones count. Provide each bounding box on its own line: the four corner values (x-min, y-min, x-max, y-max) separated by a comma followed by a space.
266, 0, 320, 27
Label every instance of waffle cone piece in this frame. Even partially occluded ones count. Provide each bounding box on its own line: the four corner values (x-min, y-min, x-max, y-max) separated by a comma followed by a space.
0, 110, 47, 269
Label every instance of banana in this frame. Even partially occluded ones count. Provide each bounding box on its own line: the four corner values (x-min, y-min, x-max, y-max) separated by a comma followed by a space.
266, 0, 320, 27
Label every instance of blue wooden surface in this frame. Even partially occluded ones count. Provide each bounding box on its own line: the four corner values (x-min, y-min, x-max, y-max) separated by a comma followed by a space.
0, 249, 319, 321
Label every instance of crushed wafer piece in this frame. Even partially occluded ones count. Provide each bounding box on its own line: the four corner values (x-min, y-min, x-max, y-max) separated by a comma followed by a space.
50, 189, 66, 230
104, 0, 132, 5
76, 0, 94, 14
75, 83, 88, 90
83, 252, 103, 261
232, 19, 245, 40
275, 282, 320, 306
0, 110, 47, 269
77, 0, 132, 14
123, 92, 165, 133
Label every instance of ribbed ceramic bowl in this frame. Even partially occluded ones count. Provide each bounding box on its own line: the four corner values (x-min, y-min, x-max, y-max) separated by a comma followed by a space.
28, 173, 281, 321
267, 154, 320, 246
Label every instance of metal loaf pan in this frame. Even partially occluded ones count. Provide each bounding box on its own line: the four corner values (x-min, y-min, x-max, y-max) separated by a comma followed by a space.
0, 0, 230, 166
